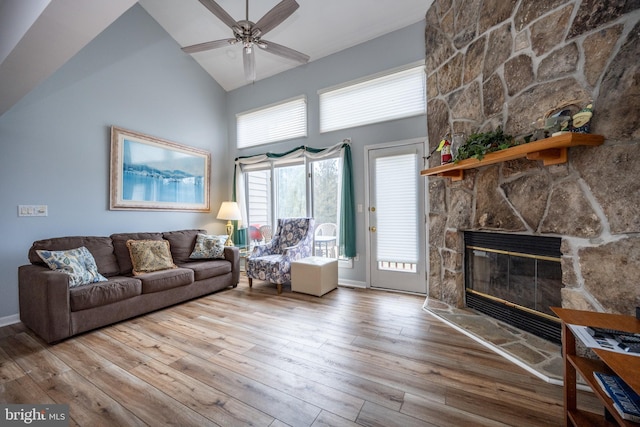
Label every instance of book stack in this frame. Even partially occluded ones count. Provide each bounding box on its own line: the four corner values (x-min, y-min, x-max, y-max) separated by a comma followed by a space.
594, 372, 640, 422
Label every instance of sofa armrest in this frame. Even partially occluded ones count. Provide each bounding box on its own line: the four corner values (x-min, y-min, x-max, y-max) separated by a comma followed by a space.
18, 264, 71, 343
223, 246, 240, 285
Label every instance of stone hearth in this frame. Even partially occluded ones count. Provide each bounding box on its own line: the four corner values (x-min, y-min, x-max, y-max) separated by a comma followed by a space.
424, 0, 640, 318
422, 298, 564, 384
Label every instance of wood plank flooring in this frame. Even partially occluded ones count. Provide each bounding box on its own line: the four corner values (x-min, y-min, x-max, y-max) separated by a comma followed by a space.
0, 278, 601, 426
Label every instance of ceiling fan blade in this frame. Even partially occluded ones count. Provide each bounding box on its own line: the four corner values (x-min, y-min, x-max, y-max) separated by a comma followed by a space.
243, 48, 256, 81
260, 40, 309, 63
253, 0, 299, 37
182, 39, 236, 54
198, 0, 240, 31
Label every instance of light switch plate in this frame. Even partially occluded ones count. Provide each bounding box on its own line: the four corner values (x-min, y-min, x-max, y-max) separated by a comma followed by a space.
18, 205, 48, 217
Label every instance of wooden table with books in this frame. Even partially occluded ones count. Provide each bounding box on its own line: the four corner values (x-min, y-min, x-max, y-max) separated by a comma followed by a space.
552, 307, 640, 426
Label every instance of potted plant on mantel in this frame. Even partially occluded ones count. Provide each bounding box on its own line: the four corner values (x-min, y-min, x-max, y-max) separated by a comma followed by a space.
453, 127, 515, 162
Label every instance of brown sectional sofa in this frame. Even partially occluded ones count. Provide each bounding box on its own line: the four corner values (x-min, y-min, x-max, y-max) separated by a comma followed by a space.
18, 229, 239, 343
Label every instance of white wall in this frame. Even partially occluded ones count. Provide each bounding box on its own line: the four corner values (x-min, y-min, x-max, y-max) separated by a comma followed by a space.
226, 21, 428, 284
0, 5, 230, 320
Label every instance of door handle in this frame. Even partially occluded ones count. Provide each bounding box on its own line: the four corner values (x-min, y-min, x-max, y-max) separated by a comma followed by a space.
369, 226, 376, 232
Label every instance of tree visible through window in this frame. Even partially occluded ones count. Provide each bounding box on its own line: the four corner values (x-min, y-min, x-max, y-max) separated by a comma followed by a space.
275, 164, 306, 218
312, 159, 338, 224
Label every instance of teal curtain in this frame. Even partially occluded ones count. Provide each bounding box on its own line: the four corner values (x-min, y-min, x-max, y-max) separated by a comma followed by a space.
340, 144, 356, 258
235, 142, 356, 258
231, 164, 247, 247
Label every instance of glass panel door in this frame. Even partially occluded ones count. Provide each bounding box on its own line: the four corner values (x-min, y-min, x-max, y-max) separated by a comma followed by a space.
312, 158, 339, 258
275, 163, 306, 218
367, 142, 425, 293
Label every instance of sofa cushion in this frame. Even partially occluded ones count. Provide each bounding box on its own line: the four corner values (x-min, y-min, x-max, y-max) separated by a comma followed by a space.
29, 236, 119, 277
70, 276, 142, 311
36, 247, 108, 287
180, 260, 231, 281
110, 232, 163, 275
189, 234, 228, 260
163, 229, 205, 263
126, 239, 177, 276
138, 268, 194, 293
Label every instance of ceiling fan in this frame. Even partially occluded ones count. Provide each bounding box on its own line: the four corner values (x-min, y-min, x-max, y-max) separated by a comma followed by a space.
182, 0, 310, 82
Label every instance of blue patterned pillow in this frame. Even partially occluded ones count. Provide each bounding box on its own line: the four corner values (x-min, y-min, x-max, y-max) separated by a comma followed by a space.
36, 246, 108, 287
189, 234, 228, 259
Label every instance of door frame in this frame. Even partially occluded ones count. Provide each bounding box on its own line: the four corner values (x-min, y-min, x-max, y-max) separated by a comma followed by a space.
364, 137, 428, 293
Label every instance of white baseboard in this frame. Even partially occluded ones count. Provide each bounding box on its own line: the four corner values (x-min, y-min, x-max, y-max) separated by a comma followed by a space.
0, 314, 20, 327
338, 279, 367, 288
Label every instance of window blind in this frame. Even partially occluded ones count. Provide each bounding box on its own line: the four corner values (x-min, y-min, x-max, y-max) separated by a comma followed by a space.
319, 64, 426, 133
375, 153, 418, 264
237, 95, 307, 148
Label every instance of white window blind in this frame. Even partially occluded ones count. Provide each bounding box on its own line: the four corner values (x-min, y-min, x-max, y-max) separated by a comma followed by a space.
237, 95, 307, 148
319, 63, 426, 133
375, 153, 418, 264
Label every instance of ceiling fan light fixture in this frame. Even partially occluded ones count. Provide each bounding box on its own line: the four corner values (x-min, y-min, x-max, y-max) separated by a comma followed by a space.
185, 0, 308, 82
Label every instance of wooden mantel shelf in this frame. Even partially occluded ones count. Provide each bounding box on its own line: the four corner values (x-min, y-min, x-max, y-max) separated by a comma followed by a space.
420, 133, 604, 181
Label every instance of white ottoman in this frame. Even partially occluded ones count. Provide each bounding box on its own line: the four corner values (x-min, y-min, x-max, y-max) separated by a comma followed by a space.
291, 256, 338, 297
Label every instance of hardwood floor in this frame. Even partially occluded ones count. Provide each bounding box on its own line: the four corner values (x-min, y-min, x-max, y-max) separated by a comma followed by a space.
1, 278, 601, 426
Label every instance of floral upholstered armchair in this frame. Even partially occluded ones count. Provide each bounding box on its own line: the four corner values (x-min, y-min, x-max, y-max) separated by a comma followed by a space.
246, 217, 315, 294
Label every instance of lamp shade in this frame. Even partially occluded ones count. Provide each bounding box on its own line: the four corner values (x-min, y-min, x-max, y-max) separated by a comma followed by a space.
216, 201, 242, 221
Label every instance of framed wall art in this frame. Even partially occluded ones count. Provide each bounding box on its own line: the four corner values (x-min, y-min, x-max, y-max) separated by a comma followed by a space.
110, 126, 210, 212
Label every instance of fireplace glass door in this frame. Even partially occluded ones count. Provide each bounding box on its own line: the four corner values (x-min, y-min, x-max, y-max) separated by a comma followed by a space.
464, 231, 563, 343
467, 249, 562, 317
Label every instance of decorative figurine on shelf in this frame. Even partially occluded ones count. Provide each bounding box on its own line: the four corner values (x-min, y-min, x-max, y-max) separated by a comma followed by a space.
546, 110, 572, 137
572, 102, 593, 133
437, 135, 452, 164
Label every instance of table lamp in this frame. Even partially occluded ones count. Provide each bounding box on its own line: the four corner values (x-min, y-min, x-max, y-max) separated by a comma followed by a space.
216, 201, 242, 246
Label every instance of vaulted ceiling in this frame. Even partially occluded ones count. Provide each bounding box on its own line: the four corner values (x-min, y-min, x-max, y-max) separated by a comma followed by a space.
0, 0, 430, 116
139, 0, 430, 91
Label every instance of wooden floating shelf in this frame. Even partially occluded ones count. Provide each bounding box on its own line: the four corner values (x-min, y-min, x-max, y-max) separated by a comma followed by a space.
420, 133, 605, 181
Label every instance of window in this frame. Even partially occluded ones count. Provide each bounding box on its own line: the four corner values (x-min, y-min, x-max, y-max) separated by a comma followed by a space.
244, 157, 340, 259
237, 95, 307, 148
312, 158, 339, 258
275, 163, 306, 218
245, 169, 271, 226
319, 62, 426, 133
375, 153, 418, 272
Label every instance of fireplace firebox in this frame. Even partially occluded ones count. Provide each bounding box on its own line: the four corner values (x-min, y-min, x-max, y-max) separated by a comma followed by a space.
464, 231, 562, 344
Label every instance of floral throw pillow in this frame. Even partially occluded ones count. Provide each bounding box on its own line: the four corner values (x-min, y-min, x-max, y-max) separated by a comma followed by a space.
189, 234, 228, 259
126, 239, 177, 276
36, 246, 108, 287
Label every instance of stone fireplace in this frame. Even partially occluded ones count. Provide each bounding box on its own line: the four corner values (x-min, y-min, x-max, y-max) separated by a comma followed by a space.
424, 1, 640, 320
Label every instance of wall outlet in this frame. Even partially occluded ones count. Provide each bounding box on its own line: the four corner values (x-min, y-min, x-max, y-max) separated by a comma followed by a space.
18, 205, 48, 217
354, 253, 359, 262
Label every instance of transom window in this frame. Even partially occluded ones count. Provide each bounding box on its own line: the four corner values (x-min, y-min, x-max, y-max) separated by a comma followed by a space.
236, 95, 307, 148
318, 62, 426, 133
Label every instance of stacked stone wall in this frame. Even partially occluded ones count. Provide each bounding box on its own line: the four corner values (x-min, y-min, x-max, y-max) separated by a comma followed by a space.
425, 0, 640, 315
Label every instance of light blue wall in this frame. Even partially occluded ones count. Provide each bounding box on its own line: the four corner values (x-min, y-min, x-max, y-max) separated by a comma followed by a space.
0, 5, 230, 319
227, 21, 428, 284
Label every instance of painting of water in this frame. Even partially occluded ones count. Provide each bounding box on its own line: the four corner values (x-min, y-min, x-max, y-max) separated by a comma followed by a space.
110, 126, 210, 211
